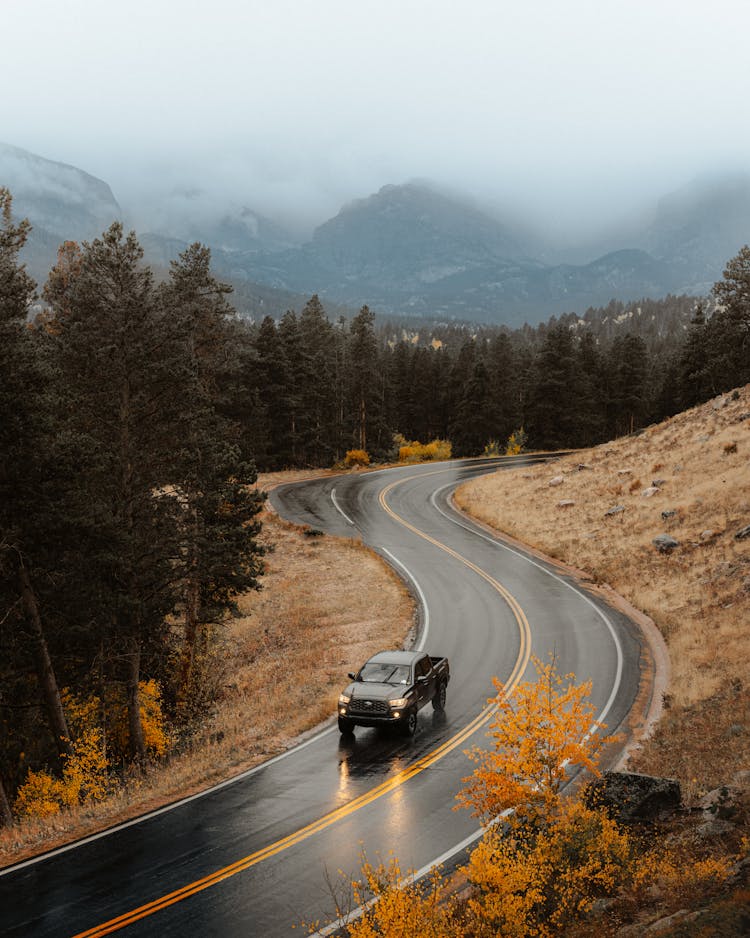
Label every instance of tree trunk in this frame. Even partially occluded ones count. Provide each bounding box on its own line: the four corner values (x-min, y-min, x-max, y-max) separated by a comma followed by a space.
0, 776, 13, 827
359, 396, 366, 451
177, 577, 200, 709
17, 556, 72, 758
126, 639, 146, 761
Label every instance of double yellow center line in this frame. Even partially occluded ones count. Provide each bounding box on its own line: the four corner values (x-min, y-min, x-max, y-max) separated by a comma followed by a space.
74, 471, 531, 936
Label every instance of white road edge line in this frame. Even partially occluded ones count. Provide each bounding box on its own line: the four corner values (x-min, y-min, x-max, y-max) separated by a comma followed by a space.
0, 723, 337, 877
381, 548, 430, 651
331, 487, 355, 526
430, 482, 624, 731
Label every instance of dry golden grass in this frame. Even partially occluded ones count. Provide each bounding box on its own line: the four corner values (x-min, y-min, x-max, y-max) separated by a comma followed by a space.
455, 386, 750, 796
0, 484, 414, 867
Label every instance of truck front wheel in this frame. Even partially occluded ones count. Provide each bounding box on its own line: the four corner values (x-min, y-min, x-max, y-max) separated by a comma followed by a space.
401, 709, 418, 736
432, 681, 447, 711
338, 717, 354, 735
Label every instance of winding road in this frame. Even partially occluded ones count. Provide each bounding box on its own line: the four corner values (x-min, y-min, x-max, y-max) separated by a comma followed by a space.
0, 456, 648, 937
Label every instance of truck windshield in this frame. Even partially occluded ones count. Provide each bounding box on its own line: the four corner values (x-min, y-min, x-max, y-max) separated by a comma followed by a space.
359, 662, 410, 684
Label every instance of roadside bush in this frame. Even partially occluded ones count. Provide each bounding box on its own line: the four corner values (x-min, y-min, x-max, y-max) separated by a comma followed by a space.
505, 427, 527, 455
344, 449, 370, 468
398, 438, 452, 463
14, 727, 109, 818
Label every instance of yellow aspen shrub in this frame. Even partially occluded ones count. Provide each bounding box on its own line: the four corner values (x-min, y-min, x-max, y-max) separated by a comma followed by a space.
465, 801, 635, 938
630, 847, 733, 910
457, 655, 616, 826
506, 427, 528, 456
108, 679, 170, 760
333, 855, 457, 938
399, 439, 451, 463
14, 729, 111, 818
484, 439, 501, 457
59, 728, 110, 805
345, 449, 370, 467
13, 769, 66, 819
431, 439, 452, 460
61, 686, 102, 737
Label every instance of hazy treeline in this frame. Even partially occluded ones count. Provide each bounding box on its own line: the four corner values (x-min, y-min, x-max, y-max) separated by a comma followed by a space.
240, 269, 748, 464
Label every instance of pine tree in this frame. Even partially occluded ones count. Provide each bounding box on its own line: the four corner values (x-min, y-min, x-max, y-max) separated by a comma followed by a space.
298, 295, 337, 465
709, 245, 750, 390
158, 244, 265, 713
348, 305, 384, 454
253, 316, 293, 469
44, 223, 181, 759
575, 331, 605, 446
0, 190, 74, 789
606, 333, 649, 437
527, 324, 578, 448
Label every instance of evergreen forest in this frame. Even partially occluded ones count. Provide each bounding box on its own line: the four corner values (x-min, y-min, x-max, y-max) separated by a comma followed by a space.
1, 185, 749, 821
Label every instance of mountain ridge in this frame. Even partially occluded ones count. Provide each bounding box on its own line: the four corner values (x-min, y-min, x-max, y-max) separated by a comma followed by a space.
2, 142, 747, 325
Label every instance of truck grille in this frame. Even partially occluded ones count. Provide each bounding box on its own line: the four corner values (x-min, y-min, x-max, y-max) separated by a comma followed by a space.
349, 698, 389, 715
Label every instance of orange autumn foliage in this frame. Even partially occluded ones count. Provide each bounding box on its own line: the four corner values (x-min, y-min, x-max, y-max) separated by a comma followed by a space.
456, 655, 615, 826
314, 855, 457, 938
464, 801, 634, 937
14, 728, 109, 819
344, 449, 371, 468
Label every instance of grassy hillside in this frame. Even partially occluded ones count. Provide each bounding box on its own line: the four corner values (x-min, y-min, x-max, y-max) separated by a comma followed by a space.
455, 385, 750, 799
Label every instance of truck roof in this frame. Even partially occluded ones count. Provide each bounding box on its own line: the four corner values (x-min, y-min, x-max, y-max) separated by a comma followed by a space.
366, 650, 424, 665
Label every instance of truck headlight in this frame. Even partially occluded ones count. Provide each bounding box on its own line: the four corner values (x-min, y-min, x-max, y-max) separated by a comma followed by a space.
338, 693, 351, 705
389, 696, 409, 708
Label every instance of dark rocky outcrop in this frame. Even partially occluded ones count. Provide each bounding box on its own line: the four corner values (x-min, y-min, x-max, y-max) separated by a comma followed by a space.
584, 771, 682, 823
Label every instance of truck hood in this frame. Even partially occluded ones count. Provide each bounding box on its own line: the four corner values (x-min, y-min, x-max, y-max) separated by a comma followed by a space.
347, 682, 407, 702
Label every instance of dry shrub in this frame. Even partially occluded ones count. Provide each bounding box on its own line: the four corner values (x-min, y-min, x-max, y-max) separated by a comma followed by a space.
344, 449, 370, 467
399, 438, 452, 463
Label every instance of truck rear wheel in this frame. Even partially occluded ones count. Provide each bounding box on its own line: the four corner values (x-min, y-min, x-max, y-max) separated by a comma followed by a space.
432, 681, 447, 711
338, 717, 354, 735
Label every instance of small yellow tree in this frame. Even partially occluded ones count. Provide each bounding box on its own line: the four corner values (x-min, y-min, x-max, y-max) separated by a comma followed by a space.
465, 800, 635, 937
313, 855, 456, 938
505, 427, 527, 456
457, 655, 614, 826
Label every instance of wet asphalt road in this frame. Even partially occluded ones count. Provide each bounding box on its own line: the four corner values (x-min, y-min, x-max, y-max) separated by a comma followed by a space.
0, 457, 645, 937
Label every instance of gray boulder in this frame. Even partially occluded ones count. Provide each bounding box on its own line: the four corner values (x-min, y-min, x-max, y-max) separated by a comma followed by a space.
584, 771, 682, 822
653, 534, 679, 552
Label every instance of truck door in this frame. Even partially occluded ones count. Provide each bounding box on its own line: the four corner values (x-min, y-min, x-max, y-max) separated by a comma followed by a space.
415, 655, 433, 707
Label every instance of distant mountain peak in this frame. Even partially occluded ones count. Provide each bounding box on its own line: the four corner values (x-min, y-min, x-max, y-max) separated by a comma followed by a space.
0, 141, 121, 236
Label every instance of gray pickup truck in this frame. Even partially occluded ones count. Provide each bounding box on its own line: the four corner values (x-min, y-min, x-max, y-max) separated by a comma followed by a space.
337, 649, 450, 736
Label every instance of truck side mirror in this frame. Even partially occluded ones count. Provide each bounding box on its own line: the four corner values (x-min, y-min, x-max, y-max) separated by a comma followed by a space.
348, 672, 356, 681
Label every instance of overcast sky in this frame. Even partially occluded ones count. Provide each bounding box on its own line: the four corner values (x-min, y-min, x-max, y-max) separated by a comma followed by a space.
3, 0, 750, 236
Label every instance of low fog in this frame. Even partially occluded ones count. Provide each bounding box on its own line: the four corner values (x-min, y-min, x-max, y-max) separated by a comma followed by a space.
3, 0, 750, 249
